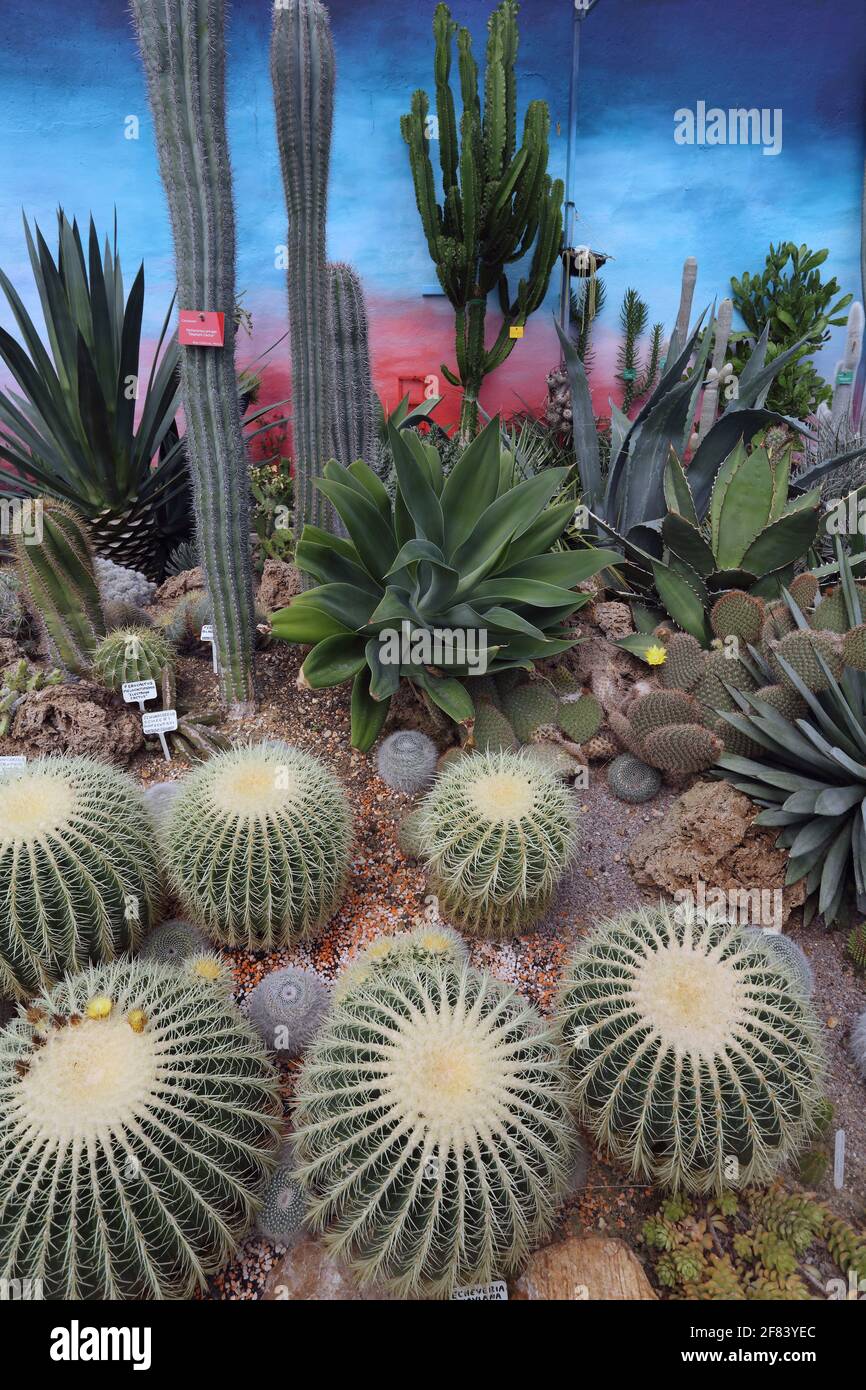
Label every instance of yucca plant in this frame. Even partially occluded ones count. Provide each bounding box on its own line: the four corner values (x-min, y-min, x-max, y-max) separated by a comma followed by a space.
0, 210, 191, 578
270, 416, 618, 750
714, 547, 866, 926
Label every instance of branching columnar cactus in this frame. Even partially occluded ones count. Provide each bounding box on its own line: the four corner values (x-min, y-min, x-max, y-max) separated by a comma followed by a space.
401, 1, 564, 439
0, 758, 160, 999
91, 626, 173, 691
13, 498, 105, 676
329, 262, 375, 470
246, 966, 329, 1054
271, 0, 335, 535
558, 905, 825, 1193
294, 957, 577, 1297
0, 959, 281, 1298
166, 742, 352, 949
375, 729, 439, 794
417, 749, 578, 937
132, 0, 257, 711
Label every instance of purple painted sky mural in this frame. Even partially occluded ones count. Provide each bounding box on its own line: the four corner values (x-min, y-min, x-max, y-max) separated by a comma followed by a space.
0, 0, 863, 434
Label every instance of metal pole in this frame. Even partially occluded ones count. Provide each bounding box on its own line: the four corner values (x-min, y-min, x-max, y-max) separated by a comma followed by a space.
559, 1, 601, 335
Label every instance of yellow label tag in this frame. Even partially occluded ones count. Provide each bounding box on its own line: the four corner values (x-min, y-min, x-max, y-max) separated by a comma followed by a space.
509, 325, 524, 339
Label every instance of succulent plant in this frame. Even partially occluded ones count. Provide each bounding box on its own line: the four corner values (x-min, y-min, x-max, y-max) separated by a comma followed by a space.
329, 262, 375, 473
246, 966, 329, 1055
0, 572, 29, 641
766, 628, 843, 692
91, 626, 173, 691
397, 808, 426, 858
0, 958, 281, 1298
523, 740, 580, 779
558, 694, 603, 745
660, 632, 707, 693
501, 682, 559, 742
166, 742, 352, 949
607, 753, 662, 803
139, 919, 211, 966
103, 599, 154, 631
846, 922, 866, 971
471, 698, 518, 752
558, 904, 825, 1192
375, 729, 439, 795
0, 757, 161, 999
416, 749, 578, 937
0, 660, 62, 736
609, 689, 724, 777
94, 556, 156, 609
270, 414, 618, 750
294, 956, 577, 1297
335, 923, 470, 1003
142, 781, 182, 838
710, 591, 765, 645
163, 592, 210, 652
13, 497, 105, 676
743, 928, 814, 998
852, 1009, 866, 1081
258, 1161, 308, 1246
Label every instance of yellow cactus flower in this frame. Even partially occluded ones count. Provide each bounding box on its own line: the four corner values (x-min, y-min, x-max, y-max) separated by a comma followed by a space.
127, 1009, 148, 1034
645, 644, 668, 667
85, 996, 113, 1020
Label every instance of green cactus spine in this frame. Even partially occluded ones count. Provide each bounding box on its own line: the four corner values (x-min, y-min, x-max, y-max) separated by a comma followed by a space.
0, 758, 161, 999
131, 0, 257, 712
558, 905, 825, 1193
417, 749, 578, 937
295, 956, 577, 1297
0, 959, 281, 1298
271, 0, 335, 535
166, 742, 352, 949
328, 262, 375, 469
401, 1, 564, 439
13, 498, 105, 676
91, 626, 173, 691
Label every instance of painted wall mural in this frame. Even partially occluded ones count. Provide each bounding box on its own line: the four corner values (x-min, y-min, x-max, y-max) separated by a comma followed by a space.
0, 0, 863, 440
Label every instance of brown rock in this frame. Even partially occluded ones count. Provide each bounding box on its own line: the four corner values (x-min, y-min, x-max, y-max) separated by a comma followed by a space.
510, 1236, 657, 1301
629, 781, 805, 927
153, 567, 205, 604
0, 638, 21, 670
11, 682, 144, 764
261, 1235, 398, 1301
572, 634, 652, 716
257, 559, 301, 613
592, 601, 634, 640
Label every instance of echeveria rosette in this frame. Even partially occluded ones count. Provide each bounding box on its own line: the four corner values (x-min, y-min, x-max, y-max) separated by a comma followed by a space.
270, 417, 619, 749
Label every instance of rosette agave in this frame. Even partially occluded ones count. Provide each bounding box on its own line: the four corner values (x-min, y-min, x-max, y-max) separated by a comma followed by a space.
270, 418, 618, 749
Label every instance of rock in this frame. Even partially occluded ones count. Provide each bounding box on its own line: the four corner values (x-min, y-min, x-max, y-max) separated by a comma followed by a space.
572, 633, 651, 715
257, 559, 301, 613
629, 781, 805, 927
592, 601, 634, 639
511, 1236, 657, 1300
154, 567, 205, 604
10, 682, 144, 764
0, 638, 21, 670
262, 1235, 398, 1301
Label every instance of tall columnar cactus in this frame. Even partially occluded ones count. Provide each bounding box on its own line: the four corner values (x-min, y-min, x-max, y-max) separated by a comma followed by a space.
131, 0, 257, 712
329, 262, 375, 469
402, 1, 564, 439
558, 905, 825, 1193
271, 0, 335, 534
13, 498, 105, 676
166, 742, 352, 949
0, 758, 161, 999
0, 959, 281, 1298
294, 957, 577, 1297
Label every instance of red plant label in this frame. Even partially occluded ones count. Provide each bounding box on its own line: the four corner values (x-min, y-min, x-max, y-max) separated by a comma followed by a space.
179, 311, 225, 347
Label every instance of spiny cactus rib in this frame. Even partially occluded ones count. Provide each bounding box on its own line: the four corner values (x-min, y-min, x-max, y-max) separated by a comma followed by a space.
166, 742, 352, 949
0, 758, 161, 999
13, 498, 105, 675
294, 958, 578, 1297
0, 959, 281, 1299
417, 749, 578, 937
91, 626, 173, 691
334, 923, 470, 1002
329, 262, 375, 470
271, 0, 335, 535
558, 905, 825, 1193
131, 0, 257, 711
375, 729, 439, 794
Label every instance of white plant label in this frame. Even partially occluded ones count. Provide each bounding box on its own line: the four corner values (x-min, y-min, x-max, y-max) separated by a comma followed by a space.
122, 679, 157, 711
200, 624, 218, 674
451, 1281, 508, 1301
142, 709, 178, 763
0, 755, 27, 776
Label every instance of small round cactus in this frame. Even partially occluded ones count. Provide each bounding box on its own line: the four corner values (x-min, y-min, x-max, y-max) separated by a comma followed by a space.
94, 555, 156, 609
294, 957, 577, 1297
139, 919, 211, 965
103, 599, 154, 631
166, 742, 352, 949
258, 1161, 308, 1246
375, 729, 438, 794
558, 904, 825, 1193
417, 750, 579, 937
397, 807, 425, 858
852, 1008, 866, 1081
143, 780, 182, 837
246, 966, 329, 1054
164, 592, 210, 652
0, 958, 281, 1298
0, 757, 161, 999
607, 753, 662, 803
710, 591, 765, 644
743, 928, 814, 998
91, 625, 173, 690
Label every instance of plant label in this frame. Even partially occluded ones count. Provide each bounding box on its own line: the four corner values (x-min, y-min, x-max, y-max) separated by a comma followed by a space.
122, 678, 157, 711
200, 624, 219, 674
142, 709, 178, 763
451, 1281, 508, 1301
179, 311, 225, 347
0, 755, 26, 776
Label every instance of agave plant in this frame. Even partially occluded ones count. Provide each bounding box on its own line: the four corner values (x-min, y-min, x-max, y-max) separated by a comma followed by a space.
270, 417, 618, 749
714, 546, 866, 926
